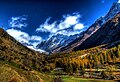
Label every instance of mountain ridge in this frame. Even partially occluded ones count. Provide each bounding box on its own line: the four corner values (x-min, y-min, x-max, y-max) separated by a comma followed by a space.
36, 33, 83, 53
57, 2, 120, 53
36, 2, 120, 53
74, 12, 120, 51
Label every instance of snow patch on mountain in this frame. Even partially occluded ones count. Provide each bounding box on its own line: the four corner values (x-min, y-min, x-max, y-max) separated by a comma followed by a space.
36, 33, 83, 53
100, 2, 120, 25
22, 41, 47, 53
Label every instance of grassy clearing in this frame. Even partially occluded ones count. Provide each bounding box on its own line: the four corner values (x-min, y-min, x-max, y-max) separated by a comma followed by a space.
62, 76, 116, 82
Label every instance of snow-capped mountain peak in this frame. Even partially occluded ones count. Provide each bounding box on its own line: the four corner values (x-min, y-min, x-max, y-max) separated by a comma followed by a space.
104, 2, 120, 20
36, 33, 83, 53
99, 2, 120, 25
36, 2, 120, 53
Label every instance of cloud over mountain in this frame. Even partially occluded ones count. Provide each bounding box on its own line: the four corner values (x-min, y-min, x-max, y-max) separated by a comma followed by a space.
36, 13, 85, 36
6, 29, 42, 47
8, 15, 28, 29
7, 15, 43, 48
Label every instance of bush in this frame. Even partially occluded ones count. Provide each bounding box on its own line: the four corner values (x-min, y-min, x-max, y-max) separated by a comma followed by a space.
8, 77, 18, 82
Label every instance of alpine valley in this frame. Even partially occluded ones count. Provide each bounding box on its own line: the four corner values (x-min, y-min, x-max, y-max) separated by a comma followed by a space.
0, 1, 120, 82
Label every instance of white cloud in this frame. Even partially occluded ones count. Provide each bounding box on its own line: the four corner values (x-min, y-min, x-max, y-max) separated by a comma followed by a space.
6, 29, 42, 47
118, 0, 120, 3
36, 18, 57, 33
36, 13, 85, 36
64, 15, 79, 25
58, 14, 80, 29
8, 15, 28, 29
57, 30, 83, 36
27, 45, 46, 53
31, 36, 42, 41
7, 29, 29, 43
74, 23, 84, 30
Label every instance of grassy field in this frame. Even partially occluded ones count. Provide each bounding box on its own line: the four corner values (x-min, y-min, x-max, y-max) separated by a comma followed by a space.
62, 76, 116, 82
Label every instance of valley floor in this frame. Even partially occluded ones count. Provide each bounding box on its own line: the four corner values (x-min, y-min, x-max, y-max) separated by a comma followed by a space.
62, 76, 116, 82
52, 75, 118, 82
0, 61, 119, 82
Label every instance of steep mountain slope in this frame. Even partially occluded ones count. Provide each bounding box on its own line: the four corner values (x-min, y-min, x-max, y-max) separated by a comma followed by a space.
59, 20, 101, 52
0, 62, 53, 82
37, 3, 120, 54
59, 2, 120, 53
0, 28, 45, 71
36, 33, 83, 53
74, 12, 120, 51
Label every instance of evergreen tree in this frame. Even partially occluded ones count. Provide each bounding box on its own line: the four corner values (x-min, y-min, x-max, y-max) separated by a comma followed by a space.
100, 54, 104, 64
66, 63, 73, 73
117, 49, 120, 58
107, 54, 112, 62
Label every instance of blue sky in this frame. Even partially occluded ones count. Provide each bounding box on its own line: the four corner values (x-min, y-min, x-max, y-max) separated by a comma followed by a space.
0, 0, 118, 47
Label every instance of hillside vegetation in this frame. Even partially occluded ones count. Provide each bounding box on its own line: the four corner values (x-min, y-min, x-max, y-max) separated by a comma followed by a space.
0, 28, 55, 82
0, 28, 120, 81
0, 62, 54, 82
0, 28, 46, 71
42, 44, 120, 80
